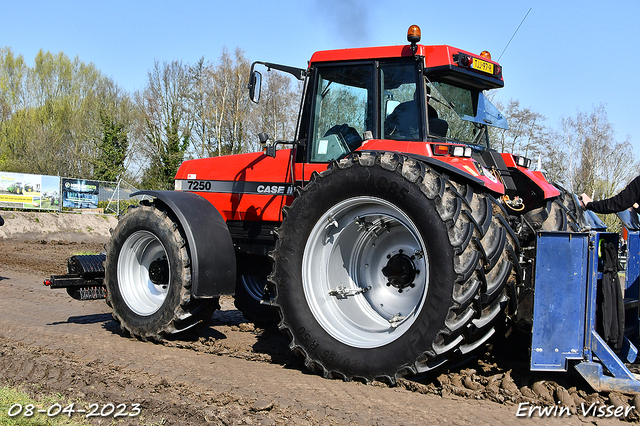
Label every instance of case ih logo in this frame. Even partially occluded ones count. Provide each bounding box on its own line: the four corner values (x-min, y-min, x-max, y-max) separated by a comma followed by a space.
256, 185, 290, 194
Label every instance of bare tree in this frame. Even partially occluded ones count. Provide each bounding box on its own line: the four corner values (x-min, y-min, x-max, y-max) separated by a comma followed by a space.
252, 70, 301, 147
188, 57, 218, 158
490, 99, 548, 160
542, 104, 639, 229
187, 48, 252, 158
215, 48, 251, 155
136, 60, 193, 189
553, 104, 638, 196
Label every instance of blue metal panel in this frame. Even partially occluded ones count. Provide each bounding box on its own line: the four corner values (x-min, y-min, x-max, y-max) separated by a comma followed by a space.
617, 209, 640, 232
531, 232, 588, 371
617, 210, 640, 295
574, 231, 640, 392
626, 230, 640, 296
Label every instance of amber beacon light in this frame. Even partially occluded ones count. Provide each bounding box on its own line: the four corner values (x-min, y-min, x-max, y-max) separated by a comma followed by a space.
407, 25, 421, 54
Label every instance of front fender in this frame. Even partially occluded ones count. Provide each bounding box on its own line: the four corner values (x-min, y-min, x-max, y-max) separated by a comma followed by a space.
500, 154, 560, 200
133, 190, 236, 298
403, 153, 505, 195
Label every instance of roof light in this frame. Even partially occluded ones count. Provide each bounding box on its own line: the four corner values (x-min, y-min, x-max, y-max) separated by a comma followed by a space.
458, 54, 471, 67
514, 155, 531, 168
480, 51, 492, 60
407, 25, 421, 55
407, 25, 421, 44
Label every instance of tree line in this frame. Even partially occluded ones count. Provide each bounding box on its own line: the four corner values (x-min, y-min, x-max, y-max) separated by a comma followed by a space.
1, 46, 637, 217
0, 46, 300, 190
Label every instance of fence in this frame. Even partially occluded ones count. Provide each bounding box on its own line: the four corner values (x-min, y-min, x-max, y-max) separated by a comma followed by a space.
0, 170, 145, 215
99, 179, 147, 215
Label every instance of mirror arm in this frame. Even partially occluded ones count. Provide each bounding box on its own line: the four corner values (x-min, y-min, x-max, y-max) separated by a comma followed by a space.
259, 134, 306, 158
250, 61, 307, 81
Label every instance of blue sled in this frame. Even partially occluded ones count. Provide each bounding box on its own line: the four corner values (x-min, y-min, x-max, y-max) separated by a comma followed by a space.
531, 209, 640, 392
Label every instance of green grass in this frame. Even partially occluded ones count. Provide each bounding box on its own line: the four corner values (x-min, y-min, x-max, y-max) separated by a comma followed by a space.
0, 385, 165, 426
0, 386, 90, 426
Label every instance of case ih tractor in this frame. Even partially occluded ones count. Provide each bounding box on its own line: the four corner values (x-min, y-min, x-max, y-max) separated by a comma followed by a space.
46, 26, 640, 390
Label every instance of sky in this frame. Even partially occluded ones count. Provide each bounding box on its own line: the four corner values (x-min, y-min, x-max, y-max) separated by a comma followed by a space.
2, 0, 640, 156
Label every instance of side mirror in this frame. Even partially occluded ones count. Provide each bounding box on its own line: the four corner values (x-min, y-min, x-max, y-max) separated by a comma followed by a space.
249, 70, 262, 103
258, 132, 276, 157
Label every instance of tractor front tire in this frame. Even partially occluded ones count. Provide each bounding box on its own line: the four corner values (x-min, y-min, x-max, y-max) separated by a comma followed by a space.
105, 204, 217, 341
270, 152, 519, 383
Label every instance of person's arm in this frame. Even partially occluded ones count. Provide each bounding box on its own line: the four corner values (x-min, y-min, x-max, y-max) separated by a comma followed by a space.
581, 175, 640, 214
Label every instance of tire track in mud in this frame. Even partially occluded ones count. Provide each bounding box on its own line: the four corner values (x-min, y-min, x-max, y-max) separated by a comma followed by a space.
0, 338, 335, 426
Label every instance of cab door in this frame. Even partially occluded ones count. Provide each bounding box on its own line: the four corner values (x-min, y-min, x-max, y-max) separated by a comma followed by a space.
296, 59, 424, 183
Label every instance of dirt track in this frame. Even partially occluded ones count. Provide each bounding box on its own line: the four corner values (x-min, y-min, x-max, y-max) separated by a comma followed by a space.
0, 212, 637, 425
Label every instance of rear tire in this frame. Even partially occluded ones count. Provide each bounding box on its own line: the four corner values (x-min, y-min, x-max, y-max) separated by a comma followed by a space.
270, 152, 519, 382
522, 198, 569, 233
105, 204, 217, 341
553, 183, 591, 231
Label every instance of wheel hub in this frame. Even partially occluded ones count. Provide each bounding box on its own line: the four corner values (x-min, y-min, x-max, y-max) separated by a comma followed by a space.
382, 250, 418, 292
148, 258, 169, 285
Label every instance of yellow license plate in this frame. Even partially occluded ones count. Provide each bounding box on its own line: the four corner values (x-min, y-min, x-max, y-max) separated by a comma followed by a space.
472, 58, 494, 74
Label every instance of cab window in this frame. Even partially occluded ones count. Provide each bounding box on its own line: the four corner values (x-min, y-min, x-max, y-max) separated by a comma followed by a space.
381, 62, 421, 141
309, 64, 373, 163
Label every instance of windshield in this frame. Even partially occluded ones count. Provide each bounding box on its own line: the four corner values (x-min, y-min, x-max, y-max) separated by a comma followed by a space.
426, 78, 508, 148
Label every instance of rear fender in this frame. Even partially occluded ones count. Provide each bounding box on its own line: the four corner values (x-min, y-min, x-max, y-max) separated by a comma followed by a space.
133, 190, 236, 298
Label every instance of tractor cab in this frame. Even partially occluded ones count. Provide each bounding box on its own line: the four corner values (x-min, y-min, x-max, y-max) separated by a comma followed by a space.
250, 25, 508, 164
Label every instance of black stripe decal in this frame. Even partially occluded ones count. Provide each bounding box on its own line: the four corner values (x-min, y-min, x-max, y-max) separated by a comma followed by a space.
177, 180, 294, 195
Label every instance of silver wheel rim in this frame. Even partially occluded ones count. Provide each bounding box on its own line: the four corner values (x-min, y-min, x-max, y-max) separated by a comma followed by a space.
302, 196, 428, 348
117, 230, 171, 316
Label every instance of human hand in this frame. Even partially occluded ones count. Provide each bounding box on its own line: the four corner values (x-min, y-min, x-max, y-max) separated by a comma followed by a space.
579, 193, 592, 207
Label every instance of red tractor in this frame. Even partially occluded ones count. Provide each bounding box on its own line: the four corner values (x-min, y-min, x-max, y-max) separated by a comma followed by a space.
57, 26, 591, 383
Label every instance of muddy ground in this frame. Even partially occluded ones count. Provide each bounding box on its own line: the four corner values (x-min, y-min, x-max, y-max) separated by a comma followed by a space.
0, 211, 637, 425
